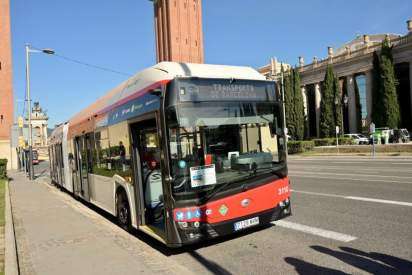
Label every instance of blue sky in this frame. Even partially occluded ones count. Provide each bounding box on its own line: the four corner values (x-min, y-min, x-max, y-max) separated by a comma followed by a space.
10, 0, 411, 127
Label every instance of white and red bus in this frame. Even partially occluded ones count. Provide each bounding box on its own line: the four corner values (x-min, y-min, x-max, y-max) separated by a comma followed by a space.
48, 62, 291, 247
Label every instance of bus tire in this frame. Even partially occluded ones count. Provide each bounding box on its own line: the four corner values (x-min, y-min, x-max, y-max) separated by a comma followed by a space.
116, 191, 132, 231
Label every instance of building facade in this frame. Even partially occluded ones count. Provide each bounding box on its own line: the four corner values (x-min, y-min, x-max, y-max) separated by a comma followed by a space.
29, 102, 49, 147
153, 0, 204, 63
260, 20, 412, 137
0, 0, 15, 168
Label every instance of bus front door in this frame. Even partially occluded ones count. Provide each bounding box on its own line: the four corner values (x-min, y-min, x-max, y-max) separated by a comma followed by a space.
130, 118, 166, 235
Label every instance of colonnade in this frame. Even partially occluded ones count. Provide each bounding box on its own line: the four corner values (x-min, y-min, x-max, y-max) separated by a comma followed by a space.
301, 71, 375, 137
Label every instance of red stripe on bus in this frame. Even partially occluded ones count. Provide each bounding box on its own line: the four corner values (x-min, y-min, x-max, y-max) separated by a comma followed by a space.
96, 79, 172, 116
68, 79, 172, 132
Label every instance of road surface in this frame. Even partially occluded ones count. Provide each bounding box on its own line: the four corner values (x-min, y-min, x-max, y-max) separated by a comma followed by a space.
13, 156, 412, 274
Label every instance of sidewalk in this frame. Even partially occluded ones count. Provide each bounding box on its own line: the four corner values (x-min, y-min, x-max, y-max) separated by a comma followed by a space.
7, 171, 192, 275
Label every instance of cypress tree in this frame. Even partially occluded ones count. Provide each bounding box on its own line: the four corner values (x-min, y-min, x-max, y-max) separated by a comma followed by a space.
319, 65, 335, 137
283, 69, 294, 138
371, 51, 384, 126
293, 69, 305, 140
333, 75, 343, 135
380, 38, 400, 128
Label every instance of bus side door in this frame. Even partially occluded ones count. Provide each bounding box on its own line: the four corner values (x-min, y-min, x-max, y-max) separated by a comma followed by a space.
74, 135, 91, 200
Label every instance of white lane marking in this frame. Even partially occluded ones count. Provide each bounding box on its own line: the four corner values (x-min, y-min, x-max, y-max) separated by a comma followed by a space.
391, 163, 412, 165
289, 165, 412, 174
272, 220, 357, 242
291, 189, 344, 198
289, 174, 411, 184
331, 161, 366, 164
345, 196, 412, 207
292, 189, 412, 207
289, 158, 412, 162
291, 170, 411, 180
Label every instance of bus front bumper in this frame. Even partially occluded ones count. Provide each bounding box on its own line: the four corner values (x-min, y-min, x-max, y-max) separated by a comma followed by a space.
174, 200, 291, 246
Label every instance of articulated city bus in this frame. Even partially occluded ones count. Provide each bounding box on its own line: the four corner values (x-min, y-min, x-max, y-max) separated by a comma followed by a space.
48, 62, 291, 247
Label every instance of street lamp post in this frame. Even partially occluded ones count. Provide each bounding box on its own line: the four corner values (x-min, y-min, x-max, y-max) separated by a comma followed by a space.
280, 63, 288, 157
25, 44, 54, 180
25, 44, 34, 179
342, 95, 349, 135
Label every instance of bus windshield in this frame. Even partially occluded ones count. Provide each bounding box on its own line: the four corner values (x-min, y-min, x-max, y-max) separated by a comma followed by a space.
166, 101, 285, 199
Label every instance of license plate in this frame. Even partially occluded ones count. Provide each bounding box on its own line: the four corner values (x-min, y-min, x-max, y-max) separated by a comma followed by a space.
234, 217, 259, 231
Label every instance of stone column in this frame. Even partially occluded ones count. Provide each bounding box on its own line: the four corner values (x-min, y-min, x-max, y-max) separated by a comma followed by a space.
410, 61, 412, 119
40, 124, 44, 146
365, 71, 373, 125
315, 83, 321, 137
39, 124, 43, 146
302, 86, 309, 138
302, 86, 308, 118
43, 124, 48, 145
347, 75, 357, 133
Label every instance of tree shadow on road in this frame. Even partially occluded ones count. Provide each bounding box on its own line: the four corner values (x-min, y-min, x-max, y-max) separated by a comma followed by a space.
339, 246, 412, 273
300, 245, 412, 274
187, 250, 232, 275
285, 257, 349, 275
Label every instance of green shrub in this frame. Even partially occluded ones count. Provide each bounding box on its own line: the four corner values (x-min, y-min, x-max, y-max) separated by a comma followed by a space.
313, 138, 333, 146
0, 159, 7, 179
338, 137, 355, 145
313, 137, 355, 146
288, 140, 315, 154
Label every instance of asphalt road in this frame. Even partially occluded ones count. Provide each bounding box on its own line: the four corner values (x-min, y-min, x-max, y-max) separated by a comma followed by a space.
32, 157, 412, 274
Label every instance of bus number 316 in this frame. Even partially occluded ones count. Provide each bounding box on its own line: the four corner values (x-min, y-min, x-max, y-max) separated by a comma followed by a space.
278, 186, 289, 195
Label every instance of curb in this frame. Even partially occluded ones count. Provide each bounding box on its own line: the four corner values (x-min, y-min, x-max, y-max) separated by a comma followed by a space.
5, 180, 19, 275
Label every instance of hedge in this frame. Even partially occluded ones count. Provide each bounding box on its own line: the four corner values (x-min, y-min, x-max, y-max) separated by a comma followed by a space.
0, 159, 7, 179
313, 137, 355, 147
313, 138, 333, 146
313, 143, 412, 154
339, 137, 356, 145
288, 141, 315, 154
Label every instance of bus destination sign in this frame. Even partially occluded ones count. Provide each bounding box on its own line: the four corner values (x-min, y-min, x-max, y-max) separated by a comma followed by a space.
178, 79, 276, 102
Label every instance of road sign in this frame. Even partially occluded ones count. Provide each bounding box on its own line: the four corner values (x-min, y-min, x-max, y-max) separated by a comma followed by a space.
370, 122, 375, 133
18, 136, 25, 147
18, 116, 24, 128
336, 126, 340, 134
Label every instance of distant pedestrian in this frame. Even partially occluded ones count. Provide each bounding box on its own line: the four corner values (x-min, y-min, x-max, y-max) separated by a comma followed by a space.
119, 141, 126, 163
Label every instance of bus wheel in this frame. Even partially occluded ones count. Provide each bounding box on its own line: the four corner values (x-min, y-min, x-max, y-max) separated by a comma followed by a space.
117, 192, 131, 231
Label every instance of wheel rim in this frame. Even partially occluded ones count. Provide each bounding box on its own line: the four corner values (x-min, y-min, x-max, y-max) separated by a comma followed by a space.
119, 204, 129, 225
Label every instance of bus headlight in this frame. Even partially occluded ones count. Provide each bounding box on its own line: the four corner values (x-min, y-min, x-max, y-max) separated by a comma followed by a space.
278, 197, 290, 209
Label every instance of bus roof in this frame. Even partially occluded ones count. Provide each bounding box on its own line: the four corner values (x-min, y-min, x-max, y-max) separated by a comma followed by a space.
66, 62, 267, 133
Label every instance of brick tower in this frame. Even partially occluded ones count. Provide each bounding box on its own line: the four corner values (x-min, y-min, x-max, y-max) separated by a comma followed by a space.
0, 0, 14, 167
153, 0, 204, 63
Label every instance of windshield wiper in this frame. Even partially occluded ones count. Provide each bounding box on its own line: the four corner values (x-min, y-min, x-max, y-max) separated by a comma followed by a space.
260, 167, 285, 179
